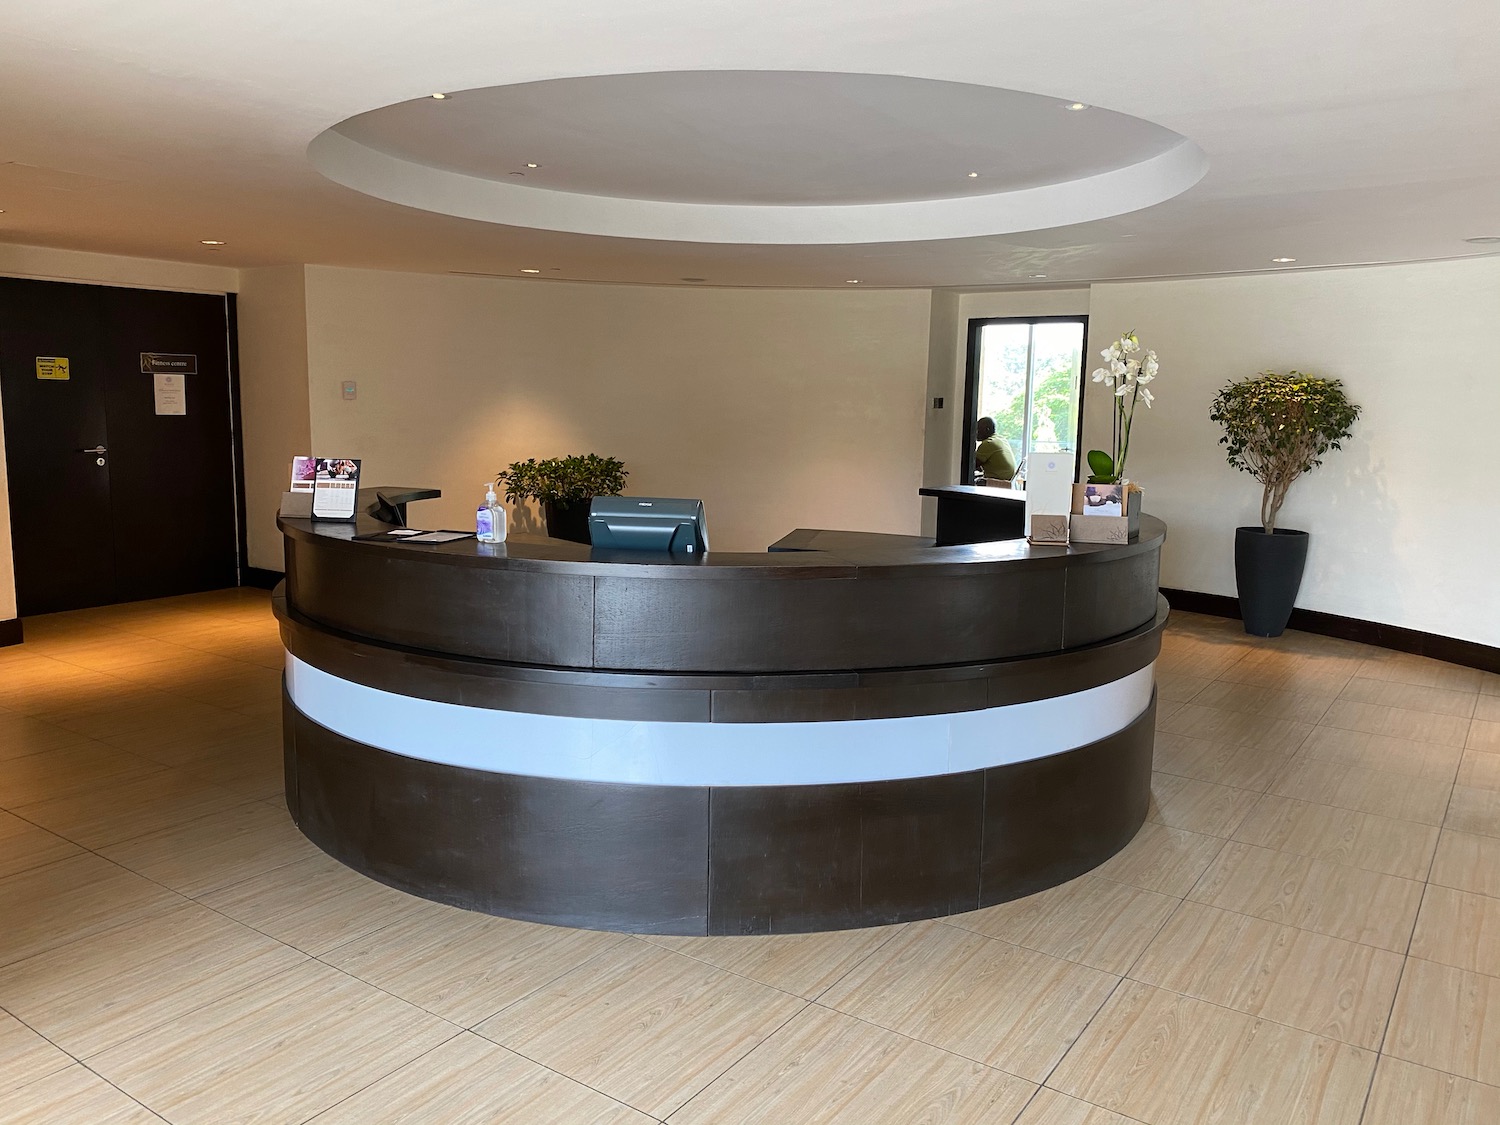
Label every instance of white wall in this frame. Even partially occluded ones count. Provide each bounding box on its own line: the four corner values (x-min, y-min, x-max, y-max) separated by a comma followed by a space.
0, 244, 236, 622
237, 266, 312, 571
1083, 258, 1500, 646
302, 268, 933, 551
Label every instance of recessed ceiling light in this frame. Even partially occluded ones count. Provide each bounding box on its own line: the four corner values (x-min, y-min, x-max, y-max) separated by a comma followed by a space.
1270, 256, 1296, 263
526, 162, 539, 169
1030, 273, 1048, 278
430, 93, 447, 100
845, 279, 860, 284
1065, 102, 1088, 111
519, 268, 541, 274
1464, 236, 1500, 244
967, 171, 979, 178
200, 240, 225, 246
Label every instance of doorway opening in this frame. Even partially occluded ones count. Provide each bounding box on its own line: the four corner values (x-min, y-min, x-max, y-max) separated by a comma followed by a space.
960, 316, 1088, 484
0, 278, 246, 617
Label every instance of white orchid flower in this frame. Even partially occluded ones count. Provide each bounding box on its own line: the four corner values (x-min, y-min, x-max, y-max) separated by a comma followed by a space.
1140, 386, 1155, 407
1136, 371, 1154, 384
1143, 354, 1159, 377
1091, 367, 1113, 385
1122, 335, 1140, 354
1115, 383, 1130, 396
1110, 359, 1127, 376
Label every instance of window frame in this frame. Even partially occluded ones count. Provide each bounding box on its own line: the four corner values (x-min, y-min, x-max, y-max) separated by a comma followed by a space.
959, 314, 1090, 484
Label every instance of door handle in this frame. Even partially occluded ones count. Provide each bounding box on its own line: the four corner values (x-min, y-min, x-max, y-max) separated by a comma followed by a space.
79, 446, 108, 454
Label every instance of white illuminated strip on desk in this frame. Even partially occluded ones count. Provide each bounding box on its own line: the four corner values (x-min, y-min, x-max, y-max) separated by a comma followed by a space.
286, 655, 1154, 788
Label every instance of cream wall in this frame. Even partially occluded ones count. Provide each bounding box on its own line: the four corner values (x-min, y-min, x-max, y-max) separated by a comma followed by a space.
0, 244, 236, 622
237, 266, 312, 571
301, 267, 933, 551
1081, 258, 1500, 646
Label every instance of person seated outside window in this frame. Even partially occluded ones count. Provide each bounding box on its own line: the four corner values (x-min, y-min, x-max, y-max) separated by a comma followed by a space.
973, 416, 1018, 484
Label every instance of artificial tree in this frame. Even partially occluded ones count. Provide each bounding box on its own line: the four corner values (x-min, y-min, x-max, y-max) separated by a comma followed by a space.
1209, 371, 1361, 636
1209, 372, 1361, 533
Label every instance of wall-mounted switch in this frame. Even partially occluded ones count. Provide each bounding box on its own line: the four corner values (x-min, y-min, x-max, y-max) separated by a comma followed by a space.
341, 380, 357, 401
932, 397, 944, 409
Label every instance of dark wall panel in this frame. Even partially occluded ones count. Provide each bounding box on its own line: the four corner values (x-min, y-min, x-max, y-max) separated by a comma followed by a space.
1063, 551, 1162, 649
978, 698, 1156, 906
286, 536, 596, 666
287, 690, 1154, 936
288, 697, 710, 935
593, 568, 1067, 672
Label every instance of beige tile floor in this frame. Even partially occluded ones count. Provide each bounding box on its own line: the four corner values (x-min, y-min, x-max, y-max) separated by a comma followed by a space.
0, 591, 1498, 1124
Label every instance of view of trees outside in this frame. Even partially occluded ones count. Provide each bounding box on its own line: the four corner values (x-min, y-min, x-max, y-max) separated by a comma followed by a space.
976, 320, 1084, 464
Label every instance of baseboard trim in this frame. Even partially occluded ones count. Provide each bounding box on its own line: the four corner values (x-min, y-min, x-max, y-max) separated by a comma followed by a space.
1161, 587, 1500, 675
0, 618, 21, 647
241, 567, 284, 591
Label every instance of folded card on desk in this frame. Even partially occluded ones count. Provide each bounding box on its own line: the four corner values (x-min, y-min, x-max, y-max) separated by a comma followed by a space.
279, 491, 313, 518
1070, 513, 1129, 543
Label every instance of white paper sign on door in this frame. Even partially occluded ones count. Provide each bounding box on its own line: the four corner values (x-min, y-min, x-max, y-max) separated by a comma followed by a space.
153, 373, 186, 415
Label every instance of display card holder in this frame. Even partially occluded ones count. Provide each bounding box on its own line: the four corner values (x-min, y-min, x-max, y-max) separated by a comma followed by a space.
279, 491, 313, 519
310, 457, 362, 521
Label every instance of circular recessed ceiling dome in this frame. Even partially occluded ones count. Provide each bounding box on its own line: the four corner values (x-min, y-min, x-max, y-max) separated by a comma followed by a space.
310, 71, 1207, 245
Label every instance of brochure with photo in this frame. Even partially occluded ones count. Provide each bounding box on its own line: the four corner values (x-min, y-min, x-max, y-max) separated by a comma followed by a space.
312, 457, 361, 520
1080, 483, 1125, 518
290, 456, 317, 492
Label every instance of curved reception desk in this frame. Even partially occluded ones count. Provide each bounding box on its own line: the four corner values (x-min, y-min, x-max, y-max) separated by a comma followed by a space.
277, 504, 1167, 935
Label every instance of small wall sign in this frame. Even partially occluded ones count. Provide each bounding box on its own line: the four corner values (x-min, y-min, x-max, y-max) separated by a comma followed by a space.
153, 373, 187, 415
35, 356, 70, 380
140, 352, 197, 375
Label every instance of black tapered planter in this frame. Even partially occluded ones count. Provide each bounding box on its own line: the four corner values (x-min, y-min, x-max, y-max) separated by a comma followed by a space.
544, 501, 592, 544
1234, 527, 1309, 638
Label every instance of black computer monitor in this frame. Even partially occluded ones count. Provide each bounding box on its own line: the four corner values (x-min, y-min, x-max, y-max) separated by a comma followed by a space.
588, 497, 708, 554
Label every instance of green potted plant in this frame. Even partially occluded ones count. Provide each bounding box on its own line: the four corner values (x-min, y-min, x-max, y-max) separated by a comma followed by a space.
1209, 371, 1361, 637
498, 454, 628, 544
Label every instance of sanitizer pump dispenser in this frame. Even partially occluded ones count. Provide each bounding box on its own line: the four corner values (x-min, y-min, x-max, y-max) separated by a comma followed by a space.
477, 483, 507, 543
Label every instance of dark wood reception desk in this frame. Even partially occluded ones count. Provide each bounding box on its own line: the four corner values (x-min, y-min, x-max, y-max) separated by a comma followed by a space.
277, 496, 1167, 935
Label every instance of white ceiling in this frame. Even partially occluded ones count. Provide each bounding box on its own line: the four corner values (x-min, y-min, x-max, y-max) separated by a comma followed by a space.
0, 0, 1496, 288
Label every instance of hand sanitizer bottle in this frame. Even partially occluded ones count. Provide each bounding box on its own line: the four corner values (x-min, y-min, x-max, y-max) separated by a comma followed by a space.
477, 483, 506, 543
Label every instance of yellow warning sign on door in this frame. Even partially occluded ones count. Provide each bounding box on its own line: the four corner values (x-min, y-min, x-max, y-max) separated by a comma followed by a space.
35, 357, 70, 380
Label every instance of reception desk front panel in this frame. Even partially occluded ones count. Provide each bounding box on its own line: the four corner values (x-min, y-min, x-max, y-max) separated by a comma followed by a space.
278, 507, 1167, 934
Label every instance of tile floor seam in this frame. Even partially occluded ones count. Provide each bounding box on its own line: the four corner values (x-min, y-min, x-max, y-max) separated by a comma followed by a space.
0, 1003, 171, 1123
9, 791, 278, 855
175, 895, 490, 1035
470, 1032, 673, 1124
802, 995, 1039, 1086
0, 855, 201, 974
636, 920, 910, 1007
1234, 789, 1455, 840
447, 938, 646, 1033
1025, 970, 1132, 1105
279, 1026, 473, 1125
1173, 854, 1426, 957
656, 998, 813, 1123
933, 915, 1144, 978
1116, 930, 1399, 1054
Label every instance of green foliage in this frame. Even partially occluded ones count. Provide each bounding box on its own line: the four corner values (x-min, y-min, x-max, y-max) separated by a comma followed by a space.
983, 344, 1081, 454
1208, 371, 1361, 533
1086, 450, 1116, 483
497, 454, 628, 510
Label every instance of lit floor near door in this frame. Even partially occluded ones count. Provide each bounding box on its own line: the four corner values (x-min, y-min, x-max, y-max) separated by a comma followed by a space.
0, 591, 1498, 1125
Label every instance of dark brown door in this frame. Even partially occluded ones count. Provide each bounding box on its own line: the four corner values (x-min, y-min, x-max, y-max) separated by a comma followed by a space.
0, 278, 239, 616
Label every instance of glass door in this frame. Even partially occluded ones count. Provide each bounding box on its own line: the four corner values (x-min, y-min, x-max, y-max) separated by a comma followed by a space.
961, 316, 1087, 483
